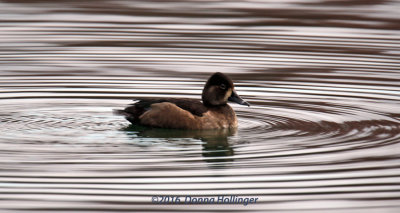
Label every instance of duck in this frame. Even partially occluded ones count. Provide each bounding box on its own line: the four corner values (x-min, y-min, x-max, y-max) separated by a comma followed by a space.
115, 72, 249, 129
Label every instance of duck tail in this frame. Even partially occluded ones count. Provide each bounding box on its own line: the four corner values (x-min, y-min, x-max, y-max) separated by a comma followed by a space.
113, 109, 127, 116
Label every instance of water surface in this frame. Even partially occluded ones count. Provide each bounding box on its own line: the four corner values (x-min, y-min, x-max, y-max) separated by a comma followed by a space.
1, 0, 400, 212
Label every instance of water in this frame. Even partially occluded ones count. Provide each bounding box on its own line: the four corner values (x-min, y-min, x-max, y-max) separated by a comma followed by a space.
1, 0, 400, 212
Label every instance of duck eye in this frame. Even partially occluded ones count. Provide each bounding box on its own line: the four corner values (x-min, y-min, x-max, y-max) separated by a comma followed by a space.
219, 84, 226, 90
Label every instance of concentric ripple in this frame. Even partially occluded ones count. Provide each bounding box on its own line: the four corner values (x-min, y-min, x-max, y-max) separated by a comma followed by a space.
1, 0, 400, 212
1, 75, 400, 212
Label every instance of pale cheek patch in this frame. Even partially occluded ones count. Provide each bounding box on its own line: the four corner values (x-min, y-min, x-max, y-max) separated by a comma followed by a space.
224, 88, 232, 101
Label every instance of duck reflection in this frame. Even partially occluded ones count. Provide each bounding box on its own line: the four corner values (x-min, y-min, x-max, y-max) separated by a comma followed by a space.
122, 125, 236, 165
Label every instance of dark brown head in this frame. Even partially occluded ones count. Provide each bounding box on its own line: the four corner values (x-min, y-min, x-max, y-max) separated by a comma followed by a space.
202, 72, 250, 107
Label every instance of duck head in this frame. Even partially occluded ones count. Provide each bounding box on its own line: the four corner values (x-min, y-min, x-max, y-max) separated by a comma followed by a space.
202, 72, 250, 107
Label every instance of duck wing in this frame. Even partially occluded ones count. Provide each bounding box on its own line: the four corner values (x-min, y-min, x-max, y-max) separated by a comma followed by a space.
115, 98, 208, 124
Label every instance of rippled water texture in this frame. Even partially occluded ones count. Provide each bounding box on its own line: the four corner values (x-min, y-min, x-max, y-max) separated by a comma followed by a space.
1, 0, 400, 212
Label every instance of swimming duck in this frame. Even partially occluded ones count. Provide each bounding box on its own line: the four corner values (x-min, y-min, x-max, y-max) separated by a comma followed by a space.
116, 72, 249, 129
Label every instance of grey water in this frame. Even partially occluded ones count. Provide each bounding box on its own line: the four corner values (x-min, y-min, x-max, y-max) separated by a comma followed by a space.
1, 0, 400, 212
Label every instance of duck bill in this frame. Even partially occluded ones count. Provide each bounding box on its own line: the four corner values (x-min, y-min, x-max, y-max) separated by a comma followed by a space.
228, 90, 250, 106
